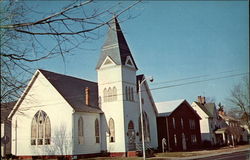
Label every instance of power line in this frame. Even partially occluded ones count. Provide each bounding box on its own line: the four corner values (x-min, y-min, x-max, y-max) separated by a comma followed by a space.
12, 71, 248, 110
150, 72, 248, 91
151, 69, 241, 85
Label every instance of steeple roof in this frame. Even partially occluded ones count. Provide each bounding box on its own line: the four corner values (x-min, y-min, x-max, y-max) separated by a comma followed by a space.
96, 17, 138, 70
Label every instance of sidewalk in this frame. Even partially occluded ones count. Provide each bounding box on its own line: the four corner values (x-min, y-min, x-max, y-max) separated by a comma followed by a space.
150, 145, 250, 160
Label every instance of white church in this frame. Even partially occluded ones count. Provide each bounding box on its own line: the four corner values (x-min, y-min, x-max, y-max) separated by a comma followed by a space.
8, 18, 158, 158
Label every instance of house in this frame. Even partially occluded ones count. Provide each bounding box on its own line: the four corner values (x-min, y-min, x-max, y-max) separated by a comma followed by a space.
216, 107, 247, 146
1, 101, 16, 157
156, 99, 201, 152
191, 96, 218, 146
7, 17, 158, 159
239, 112, 250, 143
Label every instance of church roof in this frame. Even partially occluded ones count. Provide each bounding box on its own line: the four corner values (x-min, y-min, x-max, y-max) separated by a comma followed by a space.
39, 69, 102, 113
96, 17, 137, 70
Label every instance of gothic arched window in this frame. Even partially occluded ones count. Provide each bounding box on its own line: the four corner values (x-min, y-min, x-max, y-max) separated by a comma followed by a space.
125, 86, 128, 101
31, 110, 51, 145
108, 87, 112, 102
138, 112, 151, 142
95, 119, 100, 143
113, 87, 117, 101
103, 88, 107, 102
78, 117, 84, 144
109, 118, 115, 142
130, 87, 134, 101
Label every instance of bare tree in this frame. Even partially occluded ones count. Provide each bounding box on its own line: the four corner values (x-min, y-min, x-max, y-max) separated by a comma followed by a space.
227, 76, 250, 129
0, 0, 141, 103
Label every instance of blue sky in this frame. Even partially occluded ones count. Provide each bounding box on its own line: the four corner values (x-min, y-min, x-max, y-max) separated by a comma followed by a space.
26, 1, 248, 108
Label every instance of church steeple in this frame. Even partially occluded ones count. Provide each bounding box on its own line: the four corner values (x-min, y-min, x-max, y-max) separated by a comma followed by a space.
96, 17, 138, 70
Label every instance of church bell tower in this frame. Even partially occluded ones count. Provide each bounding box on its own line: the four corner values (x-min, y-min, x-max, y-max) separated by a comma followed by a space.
96, 17, 139, 154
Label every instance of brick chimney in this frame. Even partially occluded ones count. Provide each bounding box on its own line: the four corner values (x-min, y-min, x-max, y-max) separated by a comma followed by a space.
201, 96, 206, 104
85, 87, 90, 106
197, 96, 206, 105
197, 96, 202, 103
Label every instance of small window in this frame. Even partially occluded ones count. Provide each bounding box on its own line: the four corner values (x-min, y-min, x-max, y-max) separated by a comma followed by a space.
78, 117, 84, 144
95, 119, 100, 143
174, 134, 177, 146
189, 120, 195, 129
181, 118, 184, 129
172, 118, 176, 129
191, 135, 197, 144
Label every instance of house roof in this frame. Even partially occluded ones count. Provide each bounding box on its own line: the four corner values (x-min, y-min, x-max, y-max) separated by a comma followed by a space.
155, 99, 185, 117
193, 102, 214, 117
219, 114, 238, 122
204, 103, 216, 115
1, 101, 16, 122
39, 69, 102, 113
96, 17, 137, 70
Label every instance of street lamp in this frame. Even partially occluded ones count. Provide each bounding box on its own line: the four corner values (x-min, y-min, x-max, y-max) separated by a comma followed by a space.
138, 76, 153, 160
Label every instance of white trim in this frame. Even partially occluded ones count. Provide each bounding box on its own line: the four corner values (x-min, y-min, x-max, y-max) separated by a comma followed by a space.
8, 70, 40, 119
100, 56, 116, 68
125, 56, 135, 69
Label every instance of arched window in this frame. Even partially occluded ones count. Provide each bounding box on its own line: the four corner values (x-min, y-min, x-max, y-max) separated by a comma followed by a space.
78, 117, 84, 144
113, 87, 117, 101
108, 87, 112, 102
109, 118, 115, 142
138, 112, 151, 142
31, 110, 51, 145
103, 88, 107, 102
128, 87, 131, 101
130, 87, 134, 101
128, 121, 134, 129
125, 86, 128, 101
45, 117, 51, 144
95, 119, 100, 143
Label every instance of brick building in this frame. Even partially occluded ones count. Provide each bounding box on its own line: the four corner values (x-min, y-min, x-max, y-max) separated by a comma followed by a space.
156, 99, 201, 151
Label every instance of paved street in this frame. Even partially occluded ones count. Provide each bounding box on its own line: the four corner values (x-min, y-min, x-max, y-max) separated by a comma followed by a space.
193, 151, 250, 160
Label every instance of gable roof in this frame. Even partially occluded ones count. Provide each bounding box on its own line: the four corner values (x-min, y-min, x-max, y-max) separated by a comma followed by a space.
1, 101, 16, 122
156, 99, 201, 119
204, 103, 216, 116
96, 17, 137, 70
39, 69, 102, 113
156, 99, 185, 117
193, 102, 214, 117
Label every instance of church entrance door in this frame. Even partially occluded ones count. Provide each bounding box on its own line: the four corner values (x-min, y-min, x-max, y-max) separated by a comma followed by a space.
127, 121, 136, 150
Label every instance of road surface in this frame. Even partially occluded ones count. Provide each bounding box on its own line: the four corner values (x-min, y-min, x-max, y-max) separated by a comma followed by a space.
194, 150, 250, 160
